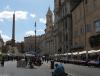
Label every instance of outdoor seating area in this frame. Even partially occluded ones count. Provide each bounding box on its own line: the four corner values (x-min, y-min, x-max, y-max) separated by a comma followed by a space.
53, 50, 100, 68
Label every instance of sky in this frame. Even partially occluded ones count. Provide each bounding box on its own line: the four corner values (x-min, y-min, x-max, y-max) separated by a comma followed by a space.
0, 0, 54, 42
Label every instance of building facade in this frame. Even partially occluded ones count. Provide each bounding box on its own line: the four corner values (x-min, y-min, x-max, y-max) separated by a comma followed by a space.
24, 35, 47, 55
71, 0, 100, 60
45, 7, 54, 55
53, 0, 81, 54
72, 0, 100, 51
0, 34, 4, 52
39, 34, 47, 55
24, 36, 41, 53
16, 42, 24, 53
54, 0, 67, 54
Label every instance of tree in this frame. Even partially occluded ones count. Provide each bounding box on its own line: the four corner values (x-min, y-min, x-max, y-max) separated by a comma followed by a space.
2, 45, 8, 53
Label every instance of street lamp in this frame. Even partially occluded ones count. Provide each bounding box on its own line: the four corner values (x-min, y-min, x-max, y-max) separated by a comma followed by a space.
34, 21, 36, 53
82, 0, 88, 61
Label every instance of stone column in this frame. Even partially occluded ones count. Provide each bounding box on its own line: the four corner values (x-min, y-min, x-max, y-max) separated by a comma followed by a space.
12, 13, 15, 47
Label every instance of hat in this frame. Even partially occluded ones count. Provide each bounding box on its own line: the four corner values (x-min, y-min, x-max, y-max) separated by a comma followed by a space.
55, 63, 58, 67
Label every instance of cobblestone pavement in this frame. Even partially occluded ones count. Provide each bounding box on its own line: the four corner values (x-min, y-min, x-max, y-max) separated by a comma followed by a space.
0, 61, 52, 76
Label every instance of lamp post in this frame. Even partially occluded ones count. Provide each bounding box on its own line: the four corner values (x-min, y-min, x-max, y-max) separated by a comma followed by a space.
82, 0, 88, 61
67, 0, 71, 60
34, 21, 36, 53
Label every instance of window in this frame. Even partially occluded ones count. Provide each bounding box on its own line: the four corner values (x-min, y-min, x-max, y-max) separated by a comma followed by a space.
80, 27, 85, 34
95, 20, 100, 32
93, 0, 96, 10
65, 20, 67, 29
80, 28, 82, 34
74, 42, 78, 47
80, 9, 84, 20
74, 31, 78, 37
86, 24, 91, 32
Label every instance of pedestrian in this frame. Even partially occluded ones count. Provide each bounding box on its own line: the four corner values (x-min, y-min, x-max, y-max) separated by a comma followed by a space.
51, 60, 54, 69
1, 56, 5, 67
52, 63, 65, 76
59, 63, 65, 72
25, 56, 28, 66
29, 58, 34, 69
47, 58, 49, 63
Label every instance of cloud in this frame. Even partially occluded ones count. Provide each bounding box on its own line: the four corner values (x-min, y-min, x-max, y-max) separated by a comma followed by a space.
25, 29, 45, 36
0, 19, 4, 22
0, 10, 28, 22
30, 13, 36, 18
37, 29, 45, 35
37, 29, 44, 32
15, 11, 28, 20
0, 30, 2, 34
0, 11, 13, 19
39, 18, 46, 24
2, 34, 11, 42
0, 30, 11, 42
25, 31, 35, 36
5, 5, 11, 10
